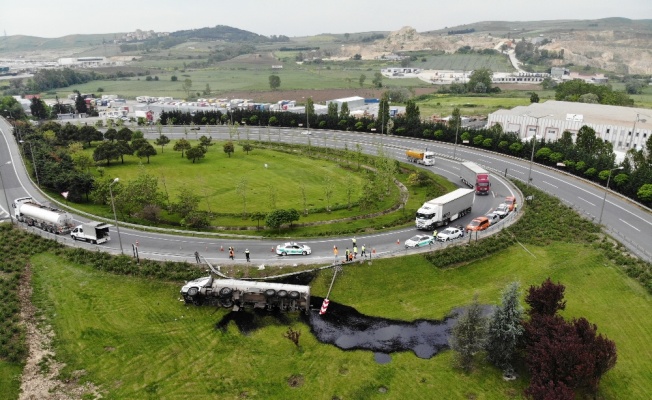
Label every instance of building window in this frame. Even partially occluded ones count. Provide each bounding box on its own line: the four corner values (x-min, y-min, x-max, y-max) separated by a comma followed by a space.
606, 128, 610, 133
628, 131, 632, 136
633, 144, 637, 149
636, 132, 639, 137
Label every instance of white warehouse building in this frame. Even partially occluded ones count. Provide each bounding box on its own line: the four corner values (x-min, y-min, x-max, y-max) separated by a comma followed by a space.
487, 101, 651, 157
326, 96, 366, 112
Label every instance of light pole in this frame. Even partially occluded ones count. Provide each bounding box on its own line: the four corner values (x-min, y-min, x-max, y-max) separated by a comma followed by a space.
109, 178, 124, 254
0, 161, 13, 225
452, 108, 461, 160
523, 113, 552, 187
598, 167, 624, 225
19, 140, 40, 187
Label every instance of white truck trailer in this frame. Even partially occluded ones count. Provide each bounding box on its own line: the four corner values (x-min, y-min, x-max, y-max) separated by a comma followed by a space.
13, 197, 74, 234
70, 222, 112, 244
406, 149, 436, 166
415, 188, 475, 230
181, 277, 311, 314
460, 162, 491, 195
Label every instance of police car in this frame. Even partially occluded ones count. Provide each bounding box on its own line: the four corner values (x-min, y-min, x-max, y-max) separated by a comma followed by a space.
276, 242, 312, 256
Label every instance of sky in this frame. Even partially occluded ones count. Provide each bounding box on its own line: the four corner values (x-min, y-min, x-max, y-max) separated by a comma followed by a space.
1, 0, 651, 38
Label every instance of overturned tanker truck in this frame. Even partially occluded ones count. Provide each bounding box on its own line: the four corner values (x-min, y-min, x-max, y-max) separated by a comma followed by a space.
181, 276, 311, 314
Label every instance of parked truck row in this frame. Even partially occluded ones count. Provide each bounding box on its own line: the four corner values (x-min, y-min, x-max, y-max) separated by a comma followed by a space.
406, 149, 435, 166
460, 162, 491, 195
415, 188, 475, 230
13, 197, 111, 243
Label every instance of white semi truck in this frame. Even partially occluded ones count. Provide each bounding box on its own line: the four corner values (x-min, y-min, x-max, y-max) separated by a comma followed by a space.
406, 149, 435, 166
13, 197, 75, 234
415, 188, 475, 230
70, 222, 112, 244
181, 277, 311, 314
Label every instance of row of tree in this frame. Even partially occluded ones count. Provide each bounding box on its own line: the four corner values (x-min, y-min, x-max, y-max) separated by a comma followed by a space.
450, 279, 616, 399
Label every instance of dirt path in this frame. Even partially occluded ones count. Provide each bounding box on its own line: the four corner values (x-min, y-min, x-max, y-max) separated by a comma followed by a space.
18, 263, 102, 400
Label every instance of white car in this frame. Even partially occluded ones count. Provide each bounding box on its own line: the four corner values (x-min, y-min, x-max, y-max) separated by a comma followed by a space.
494, 204, 511, 219
485, 212, 501, 226
404, 234, 435, 248
276, 242, 312, 256
436, 227, 464, 241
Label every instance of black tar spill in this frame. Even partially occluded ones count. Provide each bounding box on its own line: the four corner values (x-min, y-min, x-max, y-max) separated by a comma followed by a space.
215, 294, 493, 360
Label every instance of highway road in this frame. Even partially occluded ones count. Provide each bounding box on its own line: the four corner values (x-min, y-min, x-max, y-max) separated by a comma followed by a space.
1, 119, 650, 265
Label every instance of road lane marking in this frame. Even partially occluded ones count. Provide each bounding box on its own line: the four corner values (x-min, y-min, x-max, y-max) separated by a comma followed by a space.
543, 181, 558, 188
577, 197, 596, 207
619, 219, 640, 232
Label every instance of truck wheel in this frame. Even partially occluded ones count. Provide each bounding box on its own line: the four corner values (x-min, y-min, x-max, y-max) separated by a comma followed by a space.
91, 240, 97, 244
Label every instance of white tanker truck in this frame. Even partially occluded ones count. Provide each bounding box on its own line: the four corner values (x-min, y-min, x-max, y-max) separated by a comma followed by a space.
181, 277, 311, 314
13, 197, 75, 234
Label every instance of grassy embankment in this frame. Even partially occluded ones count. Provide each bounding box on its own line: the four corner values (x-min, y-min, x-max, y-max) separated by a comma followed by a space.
4, 184, 648, 399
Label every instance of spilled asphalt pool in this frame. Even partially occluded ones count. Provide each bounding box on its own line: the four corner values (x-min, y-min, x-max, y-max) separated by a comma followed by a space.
215, 291, 493, 363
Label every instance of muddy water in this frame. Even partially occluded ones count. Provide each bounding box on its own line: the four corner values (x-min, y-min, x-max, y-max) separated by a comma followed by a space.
215, 295, 492, 361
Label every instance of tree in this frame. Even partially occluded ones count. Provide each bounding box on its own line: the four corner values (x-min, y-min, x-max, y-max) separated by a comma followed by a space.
372, 72, 383, 88
117, 127, 133, 142
359, 73, 366, 87
467, 68, 493, 93
203, 83, 212, 95
449, 296, 487, 372
236, 178, 248, 217
530, 92, 540, 103
269, 75, 281, 90
305, 97, 314, 117
79, 125, 103, 147
30, 97, 49, 119
155, 135, 170, 153
485, 282, 524, 375
114, 168, 163, 217
405, 99, 420, 123
171, 188, 200, 218
526, 278, 566, 317
182, 79, 193, 99
327, 102, 338, 119
199, 135, 213, 151
250, 211, 267, 230
173, 138, 191, 157
74, 91, 88, 114
171, 75, 178, 81
340, 102, 350, 119
637, 183, 652, 203
186, 146, 206, 163
241, 142, 253, 154
223, 141, 234, 157
92, 141, 120, 166
104, 128, 117, 142
136, 142, 157, 163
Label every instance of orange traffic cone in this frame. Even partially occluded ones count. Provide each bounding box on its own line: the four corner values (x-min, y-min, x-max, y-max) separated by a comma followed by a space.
220, 245, 224, 252
396, 239, 400, 245
271, 247, 275, 253
372, 248, 376, 254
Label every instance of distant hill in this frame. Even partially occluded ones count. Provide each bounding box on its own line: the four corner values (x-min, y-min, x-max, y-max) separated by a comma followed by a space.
0, 33, 121, 53
169, 25, 268, 42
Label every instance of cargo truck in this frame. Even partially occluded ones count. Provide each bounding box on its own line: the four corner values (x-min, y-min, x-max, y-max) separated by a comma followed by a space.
181, 277, 310, 314
415, 188, 475, 230
70, 222, 112, 244
406, 149, 435, 166
460, 162, 491, 195
13, 197, 74, 234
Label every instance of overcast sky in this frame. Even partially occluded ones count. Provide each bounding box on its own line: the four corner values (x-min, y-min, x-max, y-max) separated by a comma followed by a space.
2, 0, 651, 38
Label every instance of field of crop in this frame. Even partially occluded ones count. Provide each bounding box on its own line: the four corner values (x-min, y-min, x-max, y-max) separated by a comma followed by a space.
26, 240, 652, 399
419, 53, 514, 72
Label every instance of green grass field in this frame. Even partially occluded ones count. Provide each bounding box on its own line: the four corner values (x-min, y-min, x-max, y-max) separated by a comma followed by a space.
28, 240, 652, 399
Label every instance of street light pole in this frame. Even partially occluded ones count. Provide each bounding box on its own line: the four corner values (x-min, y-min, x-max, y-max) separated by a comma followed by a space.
20, 140, 40, 187
0, 161, 13, 225
598, 167, 624, 225
523, 113, 552, 187
109, 178, 124, 254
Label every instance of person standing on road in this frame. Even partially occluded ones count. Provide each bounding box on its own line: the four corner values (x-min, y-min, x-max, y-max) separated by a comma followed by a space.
333, 246, 338, 260
353, 245, 358, 258
433, 229, 438, 238
352, 237, 357, 247
194, 251, 201, 263
514, 203, 518, 213
244, 249, 250, 262
229, 247, 234, 260
345, 247, 350, 261
361, 244, 366, 258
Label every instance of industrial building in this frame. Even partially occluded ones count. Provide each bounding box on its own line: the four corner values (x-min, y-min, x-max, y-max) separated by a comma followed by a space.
487, 101, 651, 160
326, 96, 366, 112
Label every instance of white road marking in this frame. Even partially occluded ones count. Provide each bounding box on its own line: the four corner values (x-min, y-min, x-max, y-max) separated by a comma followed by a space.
577, 197, 596, 207
619, 219, 640, 232
543, 181, 558, 188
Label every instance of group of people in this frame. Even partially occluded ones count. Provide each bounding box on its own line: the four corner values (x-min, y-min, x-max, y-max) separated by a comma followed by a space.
333, 237, 367, 262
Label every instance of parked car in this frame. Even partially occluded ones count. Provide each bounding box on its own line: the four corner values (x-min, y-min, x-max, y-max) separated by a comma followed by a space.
485, 212, 501, 226
190, 126, 200, 131
301, 130, 312, 135
436, 227, 464, 241
405, 234, 435, 248
494, 204, 511, 218
466, 217, 490, 232
504, 196, 517, 211
276, 242, 312, 256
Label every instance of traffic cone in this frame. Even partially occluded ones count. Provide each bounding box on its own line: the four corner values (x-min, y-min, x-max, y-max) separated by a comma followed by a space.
220, 245, 224, 252
372, 248, 376, 254
396, 239, 400, 245
271, 247, 274, 252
